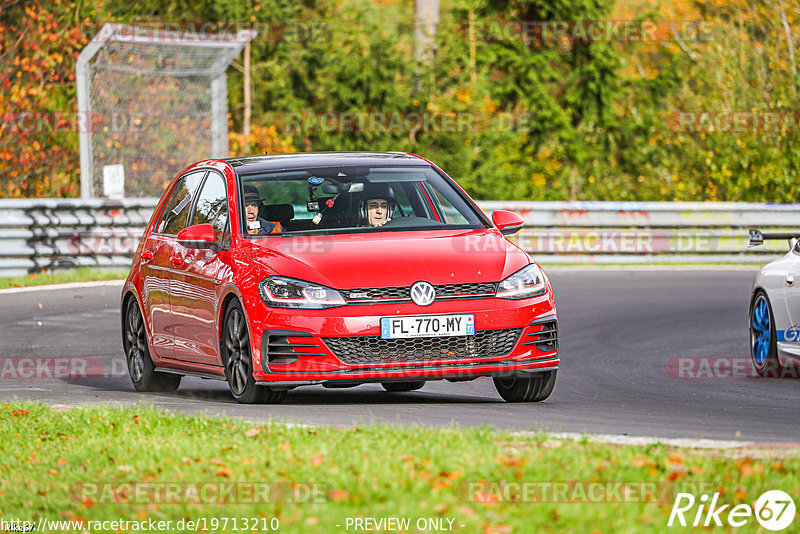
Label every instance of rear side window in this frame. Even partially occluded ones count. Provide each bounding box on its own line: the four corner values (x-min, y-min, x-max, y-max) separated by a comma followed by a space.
190, 171, 229, 244
157, 171, 206, 235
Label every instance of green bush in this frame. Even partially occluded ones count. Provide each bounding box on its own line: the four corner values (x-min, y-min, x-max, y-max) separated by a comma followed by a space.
2, 0, 798, 201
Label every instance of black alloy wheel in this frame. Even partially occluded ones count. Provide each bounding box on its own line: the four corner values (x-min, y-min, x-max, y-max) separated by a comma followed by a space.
123, 297, 181, 392
222, 300, 286, 404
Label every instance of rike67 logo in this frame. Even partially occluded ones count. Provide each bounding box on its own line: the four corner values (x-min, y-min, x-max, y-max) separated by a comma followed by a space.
668, 490, 795, 531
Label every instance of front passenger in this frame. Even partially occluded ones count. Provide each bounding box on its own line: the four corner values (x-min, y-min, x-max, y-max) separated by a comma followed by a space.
243, 185, 282, 235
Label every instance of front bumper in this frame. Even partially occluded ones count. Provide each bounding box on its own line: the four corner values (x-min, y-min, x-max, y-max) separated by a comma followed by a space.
246, 294, 559, 384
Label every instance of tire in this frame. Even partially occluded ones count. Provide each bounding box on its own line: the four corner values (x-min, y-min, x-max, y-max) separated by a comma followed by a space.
123, 297, 181, 392
221, 300, 285, 404
750, 291, 785, 377
381, 381, 425, 392
493, 370, 557, 402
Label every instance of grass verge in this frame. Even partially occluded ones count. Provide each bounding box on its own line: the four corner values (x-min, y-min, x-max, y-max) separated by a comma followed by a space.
0, 267, 127, 290
1, 402, 798, 533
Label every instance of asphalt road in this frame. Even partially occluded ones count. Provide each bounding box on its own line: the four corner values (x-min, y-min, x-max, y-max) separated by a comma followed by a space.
1, 268, 797, 443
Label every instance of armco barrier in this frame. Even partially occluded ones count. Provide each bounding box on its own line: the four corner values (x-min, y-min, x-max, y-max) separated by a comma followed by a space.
477, 201, 797, 265
0, 198, 157, 277
0, 199, 796, 276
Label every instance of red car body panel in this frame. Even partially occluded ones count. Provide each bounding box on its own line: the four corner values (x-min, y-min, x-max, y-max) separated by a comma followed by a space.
122, 154, 558, 388
238, 229, 528, 288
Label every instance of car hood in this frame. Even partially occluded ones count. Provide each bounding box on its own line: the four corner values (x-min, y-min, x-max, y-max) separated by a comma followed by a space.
241, 228, 529, 289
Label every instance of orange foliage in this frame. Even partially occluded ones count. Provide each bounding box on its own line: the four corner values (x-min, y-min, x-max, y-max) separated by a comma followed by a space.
0, 0, 91, 197
228, 122, 296, 157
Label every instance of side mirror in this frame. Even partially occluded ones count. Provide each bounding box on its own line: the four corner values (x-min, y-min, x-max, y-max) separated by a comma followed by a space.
177, 224, 219, 251
491, 210, 525, 236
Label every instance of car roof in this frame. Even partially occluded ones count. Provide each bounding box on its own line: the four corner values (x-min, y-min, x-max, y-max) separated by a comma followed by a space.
225, 151, 430, 175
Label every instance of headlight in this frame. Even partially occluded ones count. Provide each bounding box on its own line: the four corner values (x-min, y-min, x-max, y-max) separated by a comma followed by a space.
259, 276, 346, 309
496, 264, 546, 299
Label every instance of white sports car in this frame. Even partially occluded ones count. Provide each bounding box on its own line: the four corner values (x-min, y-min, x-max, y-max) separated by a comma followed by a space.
748, 229, 800, 376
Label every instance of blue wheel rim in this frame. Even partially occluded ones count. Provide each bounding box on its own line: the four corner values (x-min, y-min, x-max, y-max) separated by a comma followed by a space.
751, 296, 771, 367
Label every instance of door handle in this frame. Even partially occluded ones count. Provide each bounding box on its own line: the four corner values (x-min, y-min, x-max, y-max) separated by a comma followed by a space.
141, 250, 154, 263
170, 255, 184, 267
787, 275, 794, 286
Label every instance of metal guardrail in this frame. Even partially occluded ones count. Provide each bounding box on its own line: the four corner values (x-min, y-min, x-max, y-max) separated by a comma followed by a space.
0, 199, 796, 276
476, 201, 799, 265
0, 199, 157, 277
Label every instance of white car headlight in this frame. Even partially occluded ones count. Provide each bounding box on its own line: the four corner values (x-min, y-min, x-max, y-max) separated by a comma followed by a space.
259, 276, 346, 309
496, 264, 546, 299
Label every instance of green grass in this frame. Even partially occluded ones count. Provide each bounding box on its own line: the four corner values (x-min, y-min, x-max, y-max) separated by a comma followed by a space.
0, 267, 127, 290
1, 402, 797, 533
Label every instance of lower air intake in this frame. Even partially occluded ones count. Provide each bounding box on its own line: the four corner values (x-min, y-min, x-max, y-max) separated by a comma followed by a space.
322, 328, 522, 365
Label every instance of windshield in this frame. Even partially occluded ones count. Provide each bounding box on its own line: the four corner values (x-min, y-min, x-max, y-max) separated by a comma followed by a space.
237, 165, 487, 236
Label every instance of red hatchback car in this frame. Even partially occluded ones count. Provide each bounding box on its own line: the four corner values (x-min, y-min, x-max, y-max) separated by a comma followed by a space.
121, 152, 558, 403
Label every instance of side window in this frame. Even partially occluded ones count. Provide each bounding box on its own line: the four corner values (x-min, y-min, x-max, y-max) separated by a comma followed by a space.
157, 171, 206, 235
391, 184, 413, 217
424, 183, 469, 224
405, 182, 436, 219
190, 172, 229, 244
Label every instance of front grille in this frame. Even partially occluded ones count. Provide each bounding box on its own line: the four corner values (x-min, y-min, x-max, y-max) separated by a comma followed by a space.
322, 328, 522, 364
523, 318, 558, 352
342, 282, 498, 302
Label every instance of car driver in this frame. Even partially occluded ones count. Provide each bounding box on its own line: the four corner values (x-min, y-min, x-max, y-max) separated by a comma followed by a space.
359, 183, 396, 227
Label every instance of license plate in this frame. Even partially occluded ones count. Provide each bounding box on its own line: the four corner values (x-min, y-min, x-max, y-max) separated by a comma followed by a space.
380, 314, 475, 339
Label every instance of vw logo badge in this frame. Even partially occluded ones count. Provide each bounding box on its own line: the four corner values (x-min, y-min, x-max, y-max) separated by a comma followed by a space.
410, 281, 436, 306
